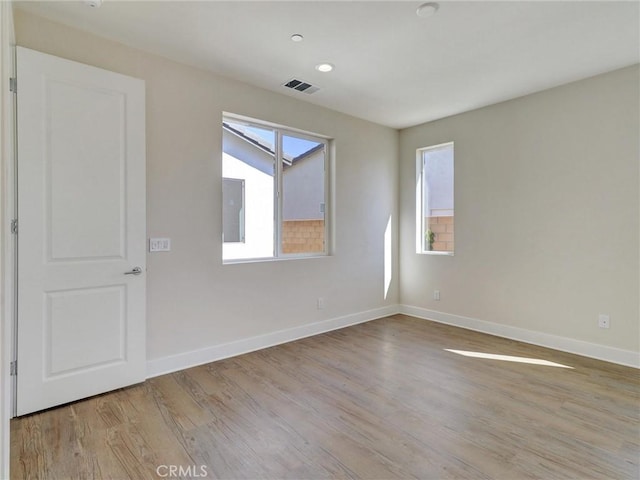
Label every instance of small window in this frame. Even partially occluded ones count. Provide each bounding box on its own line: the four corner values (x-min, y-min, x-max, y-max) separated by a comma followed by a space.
417, 142, 454, 254
222, 115, 329, 262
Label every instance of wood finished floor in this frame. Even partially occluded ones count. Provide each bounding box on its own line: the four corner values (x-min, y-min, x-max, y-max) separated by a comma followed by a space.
11, 314, 640, 479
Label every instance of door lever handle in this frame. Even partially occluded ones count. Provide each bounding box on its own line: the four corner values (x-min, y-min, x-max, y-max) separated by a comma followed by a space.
124, 266, 143, 275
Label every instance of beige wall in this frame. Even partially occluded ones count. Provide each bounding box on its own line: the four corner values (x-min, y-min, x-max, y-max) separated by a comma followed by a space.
10, 10, 638, 371
400, 65, 640, 352
13, 10, 400, 362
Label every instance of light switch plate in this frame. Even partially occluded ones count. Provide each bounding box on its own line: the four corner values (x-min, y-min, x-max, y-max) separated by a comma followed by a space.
149, 237, 171, 252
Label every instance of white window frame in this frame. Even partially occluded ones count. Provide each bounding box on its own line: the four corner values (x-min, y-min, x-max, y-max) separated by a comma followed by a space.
416, 141, 454, 256
223, 114, 330, 263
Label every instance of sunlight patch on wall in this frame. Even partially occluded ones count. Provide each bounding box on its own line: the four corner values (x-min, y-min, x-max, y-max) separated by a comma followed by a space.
384, 216, 392, 299
445, 349, 573, 369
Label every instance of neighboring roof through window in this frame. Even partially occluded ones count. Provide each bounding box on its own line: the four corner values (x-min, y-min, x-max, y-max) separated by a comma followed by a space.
223, 121, 322, 167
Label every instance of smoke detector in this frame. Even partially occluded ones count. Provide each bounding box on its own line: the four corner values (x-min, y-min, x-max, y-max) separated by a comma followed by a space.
416, 2, 439, 18
83, 0, 103, 8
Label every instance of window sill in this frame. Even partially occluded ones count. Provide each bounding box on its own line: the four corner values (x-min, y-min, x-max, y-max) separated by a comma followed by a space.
223, 254, 330, 265
418, 251, 454, 256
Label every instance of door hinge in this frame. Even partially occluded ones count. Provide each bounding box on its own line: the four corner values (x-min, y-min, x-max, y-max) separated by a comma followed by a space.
10, 361, 17, 376
10, 219, 17, 234
9, 77, 16, 94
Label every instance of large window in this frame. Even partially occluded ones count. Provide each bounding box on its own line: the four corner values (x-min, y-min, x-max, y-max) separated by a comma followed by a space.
222, 115, 329, 262
417, 142, 454, 254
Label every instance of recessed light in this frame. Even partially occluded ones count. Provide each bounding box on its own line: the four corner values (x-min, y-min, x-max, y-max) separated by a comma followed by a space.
291, 34, 304, 42
416, 2, 439, 18
83, 0, 103, 7
315, 63, 334, 73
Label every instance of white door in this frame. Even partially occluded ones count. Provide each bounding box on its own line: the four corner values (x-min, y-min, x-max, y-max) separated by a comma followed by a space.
16, 47, 146, 416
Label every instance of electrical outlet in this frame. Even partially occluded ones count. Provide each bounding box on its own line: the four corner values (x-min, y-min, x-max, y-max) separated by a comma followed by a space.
434, 290, 440, 301
317, 297, 325, 310
598, 314, 610, 329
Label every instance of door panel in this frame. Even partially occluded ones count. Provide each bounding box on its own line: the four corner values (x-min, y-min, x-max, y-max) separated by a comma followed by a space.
48, 79, 126, 260
46, 286, 125, 377
16, 47, 146, 415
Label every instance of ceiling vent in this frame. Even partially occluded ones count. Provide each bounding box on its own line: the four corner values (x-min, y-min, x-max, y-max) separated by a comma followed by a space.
283, 78, 320, 94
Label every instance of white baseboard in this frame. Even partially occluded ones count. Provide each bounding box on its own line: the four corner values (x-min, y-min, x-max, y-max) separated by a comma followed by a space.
400, 305, 640, 368
147, 304, 638, 378
146, 305, 400, 378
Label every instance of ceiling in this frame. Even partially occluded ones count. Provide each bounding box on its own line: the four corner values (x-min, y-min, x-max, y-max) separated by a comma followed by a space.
15, 0, 640, 129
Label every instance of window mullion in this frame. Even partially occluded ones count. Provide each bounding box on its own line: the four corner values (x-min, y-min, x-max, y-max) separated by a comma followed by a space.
323, 141, 329, 255
422, 153, 428, 252
274, 130, 283, 258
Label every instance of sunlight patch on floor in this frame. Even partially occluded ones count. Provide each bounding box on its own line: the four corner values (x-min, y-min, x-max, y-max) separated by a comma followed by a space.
445, 349, 574, 369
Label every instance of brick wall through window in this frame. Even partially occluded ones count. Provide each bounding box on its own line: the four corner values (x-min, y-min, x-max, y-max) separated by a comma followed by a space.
427, 216, 454, 252
282, 220, 325, 254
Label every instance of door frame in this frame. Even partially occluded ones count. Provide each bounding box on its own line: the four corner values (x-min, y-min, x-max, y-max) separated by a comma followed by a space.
3, 44, 16, 421
1, 1, 17, 477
